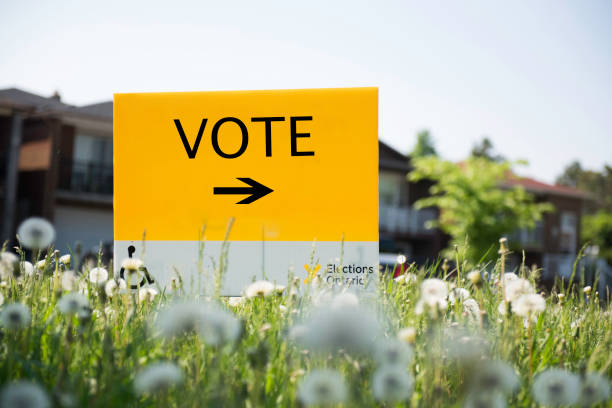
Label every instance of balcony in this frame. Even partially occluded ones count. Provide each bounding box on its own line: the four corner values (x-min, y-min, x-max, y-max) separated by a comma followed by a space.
58, 159, 113, 195
379, 205, 437, 235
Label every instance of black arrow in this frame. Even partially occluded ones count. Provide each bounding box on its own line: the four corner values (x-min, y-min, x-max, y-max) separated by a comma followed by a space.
213, 178, 273, 204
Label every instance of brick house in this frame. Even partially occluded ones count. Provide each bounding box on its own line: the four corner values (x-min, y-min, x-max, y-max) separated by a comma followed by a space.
0, 87, 588, 279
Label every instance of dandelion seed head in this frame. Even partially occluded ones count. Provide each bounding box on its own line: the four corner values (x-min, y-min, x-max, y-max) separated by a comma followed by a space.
133, 362, 183, 395
470, 360, 520, 394
579, 372, 610, 407
331, 291, 359, 309
0, 381, 50, 408
298, 369, 347, 406
583, 286, 592, 295
22, 261, 34, 277
415, 297, 448, 316
60, 271, 77, 291
372, 365, 414, 402
138, 288, 158, 303
420, 278, 448, 301
463, 298, 481, 321
511, 294, 546, 317
374, 338, 414, 367
88, 267, 108, 285
104, 279, 127, 298
297, 306, 381, 353
58, 293, 89, 315
0, 252, 19, 279
397, 327, 417, 344
0, 303, 31, 329
504, 278, 534, 302
394, 273, 417, 284
532, 369, 580, 407
449, 287, 470, 305
244, 280, 275, 298
17, 217, 55, 250
155, 302, 241, 346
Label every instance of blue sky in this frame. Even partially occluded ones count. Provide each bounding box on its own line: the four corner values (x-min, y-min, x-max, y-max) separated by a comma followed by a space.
1, 0, 610, 182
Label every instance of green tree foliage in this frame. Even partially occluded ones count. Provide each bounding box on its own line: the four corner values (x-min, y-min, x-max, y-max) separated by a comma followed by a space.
582, 212, 612, 264
410, 130, 437, 158
470, 137, 505, 162
409, 156, 552, 264
556, 161, 612, 213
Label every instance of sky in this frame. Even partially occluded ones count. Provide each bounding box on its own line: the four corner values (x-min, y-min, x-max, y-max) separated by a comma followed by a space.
1, 0, 611, 183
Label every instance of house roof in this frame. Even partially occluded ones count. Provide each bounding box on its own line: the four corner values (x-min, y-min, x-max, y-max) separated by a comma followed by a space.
0, 87, 111, 121
504, 176, 589, 199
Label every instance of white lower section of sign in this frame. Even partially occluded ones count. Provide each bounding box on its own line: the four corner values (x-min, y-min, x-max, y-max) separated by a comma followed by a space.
114, 241, 379, 296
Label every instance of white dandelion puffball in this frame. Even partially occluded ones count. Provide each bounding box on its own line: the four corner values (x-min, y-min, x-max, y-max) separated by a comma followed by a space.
227, 297, 244, 307
579, 372, 610, 407
497, 301, 510, 316
88, 267, 109, 285
59, 254, 71, 268
394, 273, 417, 284
156, 302, 207, 338
415, 297, 448, 316
104, 279, 127, 297
331, 291, 360, 309
155, 302, 241, 346
0, 303, 32, 329
17, 217, 55, 250
295, 306, 381, 353
245, 280, 275, 298
121, 258, 143, 272
198, 305, 242, 346
470, 360, 520, 394
133, 362, 183, 395
512, 293, 546, 317
504, 278, 534, 302
397, 327, 417, 344
463, 298, 481, 321
532, 368, 580, 407
372, 365, 414, 402
138, 288, 158, 303
58, 293, 89, 315
421, 278, 448, 301
60, 271, 78, 292
501, 272, 519, 285
0, 381, 50, 408
374, 338, 414, 367
22, 261, 34, 277
0, 252, 19, 279
463, 391, 507, 408
298, 369, 347, 406
449, 287, 470, 305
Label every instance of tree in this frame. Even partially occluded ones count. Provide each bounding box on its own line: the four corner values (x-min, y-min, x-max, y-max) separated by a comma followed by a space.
582, 212, 612, 264
556, 161, 612, 213
470, 137, 504, 162
411, 130, 437, 158
408, 156, 552, 264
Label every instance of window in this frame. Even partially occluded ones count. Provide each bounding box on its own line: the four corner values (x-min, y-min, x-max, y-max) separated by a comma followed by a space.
560, 212, 577, 254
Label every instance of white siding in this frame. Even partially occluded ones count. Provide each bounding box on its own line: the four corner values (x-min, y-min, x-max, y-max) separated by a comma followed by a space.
54, 205, 113, 253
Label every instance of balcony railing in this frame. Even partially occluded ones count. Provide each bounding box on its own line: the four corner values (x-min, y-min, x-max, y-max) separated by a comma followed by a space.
58, 159, 113, 195
379, 205, 437, 235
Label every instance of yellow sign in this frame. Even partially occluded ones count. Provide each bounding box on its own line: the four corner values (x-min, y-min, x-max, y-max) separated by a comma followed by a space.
114, 87, 378, 294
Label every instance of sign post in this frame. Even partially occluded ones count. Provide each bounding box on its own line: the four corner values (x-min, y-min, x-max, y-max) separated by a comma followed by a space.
114, 87, 378, 295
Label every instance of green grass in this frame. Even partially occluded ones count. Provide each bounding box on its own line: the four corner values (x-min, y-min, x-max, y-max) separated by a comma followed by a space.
0, 246, 611, 407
